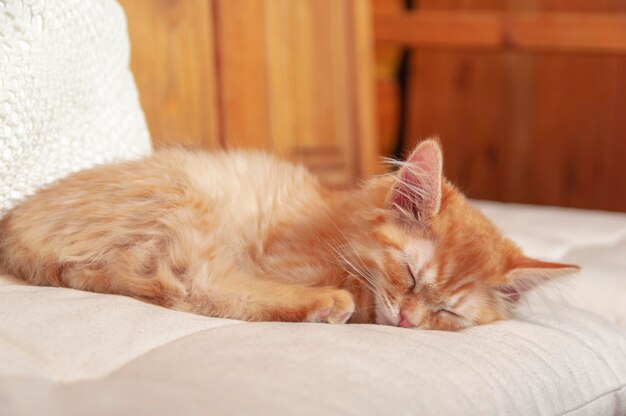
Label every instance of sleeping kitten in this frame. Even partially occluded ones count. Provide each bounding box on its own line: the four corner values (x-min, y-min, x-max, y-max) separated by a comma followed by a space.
0, 139, 578, 330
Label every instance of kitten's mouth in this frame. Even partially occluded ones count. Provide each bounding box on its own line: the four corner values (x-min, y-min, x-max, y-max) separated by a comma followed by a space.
397, 311, 416, 328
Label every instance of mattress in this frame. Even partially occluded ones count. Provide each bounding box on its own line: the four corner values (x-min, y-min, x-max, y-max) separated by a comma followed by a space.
0, 201, 625, 416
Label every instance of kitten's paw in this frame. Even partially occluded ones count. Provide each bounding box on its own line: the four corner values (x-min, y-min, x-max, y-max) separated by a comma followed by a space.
309, 289, 355, 324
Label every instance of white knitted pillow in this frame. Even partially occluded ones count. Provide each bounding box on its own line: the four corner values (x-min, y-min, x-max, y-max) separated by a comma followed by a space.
0, 0, 151, 215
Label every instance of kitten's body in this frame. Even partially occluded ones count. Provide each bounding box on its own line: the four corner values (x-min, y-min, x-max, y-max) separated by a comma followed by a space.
0, 141, 578, 329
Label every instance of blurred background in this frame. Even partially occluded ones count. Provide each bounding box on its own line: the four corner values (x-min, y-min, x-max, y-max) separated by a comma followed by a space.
118, 0, 626, 212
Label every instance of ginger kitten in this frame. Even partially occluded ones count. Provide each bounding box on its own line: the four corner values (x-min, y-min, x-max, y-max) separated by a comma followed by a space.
0, 140, 578, 329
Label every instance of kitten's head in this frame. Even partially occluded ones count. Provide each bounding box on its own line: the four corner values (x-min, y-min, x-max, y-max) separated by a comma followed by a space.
350, 139, 579, 330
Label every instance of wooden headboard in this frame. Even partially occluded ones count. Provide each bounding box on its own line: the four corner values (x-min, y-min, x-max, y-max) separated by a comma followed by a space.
372, 0, 626, 212
119, 0, 379, 186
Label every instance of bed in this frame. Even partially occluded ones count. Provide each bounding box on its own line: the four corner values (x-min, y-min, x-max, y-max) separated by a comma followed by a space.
1, 1, 625, 415
1, 201, 625, 415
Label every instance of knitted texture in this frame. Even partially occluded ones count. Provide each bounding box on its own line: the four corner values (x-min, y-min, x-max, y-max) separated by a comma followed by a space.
0, 0, 151, 215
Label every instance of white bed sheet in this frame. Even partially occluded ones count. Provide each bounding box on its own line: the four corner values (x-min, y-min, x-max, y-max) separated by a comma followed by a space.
1, 202, 625, 416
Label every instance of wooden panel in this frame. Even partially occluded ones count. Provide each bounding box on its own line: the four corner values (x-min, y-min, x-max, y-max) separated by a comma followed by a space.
213, 0, 272, 150
215, 0, 377, 184
407, 50, 515, 201
541, 0, 626, 13
264, 0, 295, 156
415, 0, 626, 12
265, 0, 352, 184
119, 0, 220, 148
525, 55, 622, 209
406, 50, 626, 211
121, 0, 377, 186
607, 59, 626, 211
375, 12, 626, 53
347, 0, 380, 176
389, 1, 626, 211
372, 0, 403, 156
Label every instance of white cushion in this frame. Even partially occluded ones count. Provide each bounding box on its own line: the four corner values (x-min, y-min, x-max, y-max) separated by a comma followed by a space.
1, 203, 625, 415
0, 0, 151, 215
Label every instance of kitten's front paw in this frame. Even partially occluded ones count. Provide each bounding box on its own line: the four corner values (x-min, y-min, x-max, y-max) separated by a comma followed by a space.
309, 289, 355, 324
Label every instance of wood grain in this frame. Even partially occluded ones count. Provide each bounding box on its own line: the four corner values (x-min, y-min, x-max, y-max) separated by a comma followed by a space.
212, 0, 273, 150
372, 0, 403, 156
384, 0, 626, 211
525, 55, 621, 209
121, 0, 377, 186
375, 12, 626, 53
266, 0, 353, 184
119, 0, 220, 148
607, 57, 626, 211
347, 0, 381, 177
215, 0, 379, 184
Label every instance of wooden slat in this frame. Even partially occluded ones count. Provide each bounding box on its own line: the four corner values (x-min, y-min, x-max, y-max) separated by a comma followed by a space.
122, 0, 377, 187
213, 0, 273, 150
391, 1, 626, 211
525, 55, 622, 209
264, 0, 355, 186
120, 0, 220, 148
263, 0, 379, 185
347, 0, 381, 177
405, 49, 626, 211
375, 12, 626, 53
264, 0, 295, 157
607, 57, 626, 211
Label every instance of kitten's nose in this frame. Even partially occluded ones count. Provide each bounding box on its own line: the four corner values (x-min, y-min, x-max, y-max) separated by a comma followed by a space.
397, 311, 415, 328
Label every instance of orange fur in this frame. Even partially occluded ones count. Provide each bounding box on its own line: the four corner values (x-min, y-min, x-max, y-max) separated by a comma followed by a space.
0, 141, 579, 329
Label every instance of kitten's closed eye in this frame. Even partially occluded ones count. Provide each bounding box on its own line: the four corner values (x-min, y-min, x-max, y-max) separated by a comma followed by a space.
406, 264, 418, 290
433, 305, 462, 319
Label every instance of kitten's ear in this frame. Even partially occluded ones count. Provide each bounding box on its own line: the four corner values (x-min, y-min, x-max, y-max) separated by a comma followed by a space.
390, 138, 443, 221
499, 257, 580, 302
